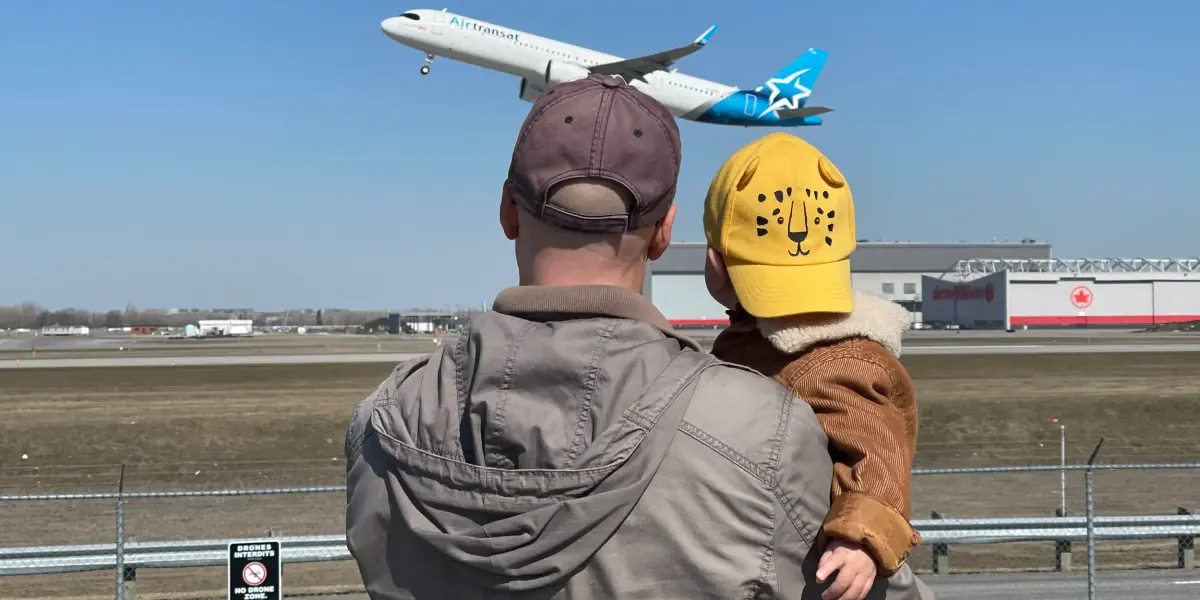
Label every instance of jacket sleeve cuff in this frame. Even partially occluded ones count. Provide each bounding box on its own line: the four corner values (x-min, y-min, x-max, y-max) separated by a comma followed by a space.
821, 491, 921, 576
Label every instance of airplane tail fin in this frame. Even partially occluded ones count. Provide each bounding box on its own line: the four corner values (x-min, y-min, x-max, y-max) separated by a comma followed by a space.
754, 48, 827, 107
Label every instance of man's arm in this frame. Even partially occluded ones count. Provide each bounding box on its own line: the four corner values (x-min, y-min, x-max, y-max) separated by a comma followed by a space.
767, 390, 834, 599
767, 391, 932, 599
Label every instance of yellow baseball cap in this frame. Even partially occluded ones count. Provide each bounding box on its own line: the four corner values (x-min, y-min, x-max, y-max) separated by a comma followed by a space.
703, 132, 857, 318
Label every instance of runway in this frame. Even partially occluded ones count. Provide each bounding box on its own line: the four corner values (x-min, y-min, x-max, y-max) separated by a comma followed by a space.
922, 570, 1200, 599
5, 341, 1200, 369
288, 570, 1200, 600
0, 352, 428, 369
903, 342, 1200, 355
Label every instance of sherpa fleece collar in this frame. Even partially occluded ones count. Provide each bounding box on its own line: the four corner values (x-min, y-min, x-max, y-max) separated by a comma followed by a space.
756, 292, 911, 356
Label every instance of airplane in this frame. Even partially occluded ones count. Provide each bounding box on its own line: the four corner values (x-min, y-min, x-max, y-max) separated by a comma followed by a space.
380, 9, 833, 127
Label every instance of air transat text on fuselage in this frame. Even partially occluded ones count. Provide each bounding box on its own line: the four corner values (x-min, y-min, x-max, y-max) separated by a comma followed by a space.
448, 16, 521, 41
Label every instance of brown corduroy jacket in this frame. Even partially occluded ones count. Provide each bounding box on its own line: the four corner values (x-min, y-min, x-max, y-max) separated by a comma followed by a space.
711, 292, 921, 576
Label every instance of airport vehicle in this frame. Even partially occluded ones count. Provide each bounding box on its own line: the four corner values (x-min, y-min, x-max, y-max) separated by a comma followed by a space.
381, 9, 832, 127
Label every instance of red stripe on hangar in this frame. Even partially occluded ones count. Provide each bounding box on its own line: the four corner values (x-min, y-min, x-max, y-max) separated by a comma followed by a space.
1010, 315, 1200, 326
669, 319, 730, 326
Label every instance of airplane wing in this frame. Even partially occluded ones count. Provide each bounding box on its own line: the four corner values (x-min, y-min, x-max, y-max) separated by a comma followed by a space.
774, 105, 834, 119
589, 25, 717, 83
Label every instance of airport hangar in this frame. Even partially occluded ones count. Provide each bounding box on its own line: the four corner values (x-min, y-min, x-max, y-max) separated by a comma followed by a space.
922, 258, 1200, 329
644, 242, 1200, 329
644, 241, 1052, 327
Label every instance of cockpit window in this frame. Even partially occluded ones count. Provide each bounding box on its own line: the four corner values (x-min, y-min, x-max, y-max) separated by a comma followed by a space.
400, 12, 420, 20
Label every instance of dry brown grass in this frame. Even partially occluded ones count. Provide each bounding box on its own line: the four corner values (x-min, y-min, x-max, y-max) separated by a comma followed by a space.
3, 352, 1200, 596
0, 335, 439, 359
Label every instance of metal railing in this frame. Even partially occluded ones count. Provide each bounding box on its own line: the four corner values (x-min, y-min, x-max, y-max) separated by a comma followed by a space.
0, 535, 348, 576
2, 514, 1197, 576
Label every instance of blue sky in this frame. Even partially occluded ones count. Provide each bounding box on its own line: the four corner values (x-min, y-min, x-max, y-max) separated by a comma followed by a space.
3, 0, 1198, 310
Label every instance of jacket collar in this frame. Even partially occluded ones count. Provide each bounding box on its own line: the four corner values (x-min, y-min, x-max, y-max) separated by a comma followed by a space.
754, 292, 912, 356
492, 285, 698, 349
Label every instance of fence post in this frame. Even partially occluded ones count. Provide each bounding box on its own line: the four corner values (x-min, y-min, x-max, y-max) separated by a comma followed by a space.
123, 536, 137, 600
930, 511, 949, 575
1085, 438, 1104, 600
1054, 508, 1072, 572
1179, 508, 1195, 569
1060, 424, 1067, 516
115, 464, 126, 600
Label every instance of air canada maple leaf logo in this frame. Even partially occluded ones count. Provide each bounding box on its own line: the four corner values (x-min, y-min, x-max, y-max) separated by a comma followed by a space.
1071, 286, 1093, 308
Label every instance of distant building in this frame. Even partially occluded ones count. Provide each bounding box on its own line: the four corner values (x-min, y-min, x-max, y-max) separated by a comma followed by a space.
40, 326, 90, 336
197, 320, 254, 337
922, 258, 1200, 329
386, 312, 459, 334
362, 317, 390, 334
646, 241, 1054, 326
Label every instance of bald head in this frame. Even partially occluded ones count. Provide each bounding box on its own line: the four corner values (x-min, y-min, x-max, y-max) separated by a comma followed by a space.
500, 179, 676, 289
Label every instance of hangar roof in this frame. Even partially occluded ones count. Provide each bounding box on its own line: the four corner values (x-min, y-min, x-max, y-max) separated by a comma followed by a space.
653, 241, 1054, 275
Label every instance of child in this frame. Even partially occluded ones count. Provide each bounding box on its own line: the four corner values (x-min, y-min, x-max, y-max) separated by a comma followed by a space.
702, 132, 920, 600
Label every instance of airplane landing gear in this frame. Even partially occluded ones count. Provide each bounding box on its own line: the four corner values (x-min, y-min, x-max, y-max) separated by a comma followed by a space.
420, 53, 434, 75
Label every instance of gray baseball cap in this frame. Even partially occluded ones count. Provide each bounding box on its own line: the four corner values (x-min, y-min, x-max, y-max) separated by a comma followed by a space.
506, 74, 682, 234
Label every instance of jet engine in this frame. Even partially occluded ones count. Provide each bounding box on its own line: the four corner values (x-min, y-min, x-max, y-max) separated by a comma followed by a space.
542, 60, 590, 87
518, 78, 545, 103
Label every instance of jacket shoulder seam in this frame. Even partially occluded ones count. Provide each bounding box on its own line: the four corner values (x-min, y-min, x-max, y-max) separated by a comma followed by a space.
747, 493, 778, 600
679, 418, 779, 600
345, 354, 432, 461
679, 421, 773, 484
564, 319, 622, 466
344, 401, 369, 460
452, 331, 470, 460
688, 362, 793, 475
482, 321, 539, 468
771, 482, 818, 547
766, 380, 791, 473
345, 383, 395, 460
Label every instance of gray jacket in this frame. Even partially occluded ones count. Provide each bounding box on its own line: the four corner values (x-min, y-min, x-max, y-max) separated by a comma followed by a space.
344, 285, 932, 599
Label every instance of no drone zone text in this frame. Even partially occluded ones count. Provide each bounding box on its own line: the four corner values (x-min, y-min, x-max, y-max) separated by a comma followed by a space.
449, 16, 520, 41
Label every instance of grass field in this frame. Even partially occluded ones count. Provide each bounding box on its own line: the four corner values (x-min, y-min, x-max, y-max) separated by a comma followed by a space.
4, 328, 1200, 360
4, 350, 1200, 597
0, 334, 442, 359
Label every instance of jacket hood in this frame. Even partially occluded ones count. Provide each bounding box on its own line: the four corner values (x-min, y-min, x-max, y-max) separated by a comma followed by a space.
756, 292, 912, 356
366, 308, 713, 592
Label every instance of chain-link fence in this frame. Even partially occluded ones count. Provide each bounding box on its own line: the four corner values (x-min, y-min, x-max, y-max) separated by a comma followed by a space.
3, 455, 1200, 598
0, 459, 357, 599
908, 430, 1200, 579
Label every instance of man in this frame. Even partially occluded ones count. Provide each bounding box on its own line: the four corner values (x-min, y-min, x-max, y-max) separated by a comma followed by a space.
344, 74, 931, 599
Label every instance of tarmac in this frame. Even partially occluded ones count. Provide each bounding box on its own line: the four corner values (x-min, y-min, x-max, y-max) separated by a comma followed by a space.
922, 570, 1200, 599
903, 342, 1200, 354
286, 570, 1200, 600
5, 339, 1200, 369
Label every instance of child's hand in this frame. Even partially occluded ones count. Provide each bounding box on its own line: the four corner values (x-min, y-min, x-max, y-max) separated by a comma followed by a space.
816, 539, 877, 600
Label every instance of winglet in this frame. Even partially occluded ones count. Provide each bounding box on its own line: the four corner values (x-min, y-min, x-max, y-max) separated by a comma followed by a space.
693, 25, 717, 47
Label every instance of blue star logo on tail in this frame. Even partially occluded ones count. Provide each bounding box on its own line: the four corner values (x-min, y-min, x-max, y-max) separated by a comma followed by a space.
755, 69, 812, 118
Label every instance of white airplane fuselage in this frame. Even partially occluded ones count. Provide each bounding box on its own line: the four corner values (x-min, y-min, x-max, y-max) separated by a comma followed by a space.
381, 9, 827, 127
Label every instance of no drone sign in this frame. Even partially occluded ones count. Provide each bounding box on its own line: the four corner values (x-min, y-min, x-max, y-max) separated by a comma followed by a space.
228, 541, 280, 600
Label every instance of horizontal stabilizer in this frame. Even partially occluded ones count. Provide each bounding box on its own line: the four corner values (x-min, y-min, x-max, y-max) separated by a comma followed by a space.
775, 105, 834, 119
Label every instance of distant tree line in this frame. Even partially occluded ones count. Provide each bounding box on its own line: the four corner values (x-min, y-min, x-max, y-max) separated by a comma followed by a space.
0, 303, 489, 331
